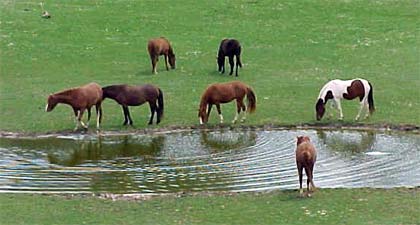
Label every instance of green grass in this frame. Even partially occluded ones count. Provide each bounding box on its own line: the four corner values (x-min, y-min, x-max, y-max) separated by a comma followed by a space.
1, 188, 419, 225
1, 0, 419, 133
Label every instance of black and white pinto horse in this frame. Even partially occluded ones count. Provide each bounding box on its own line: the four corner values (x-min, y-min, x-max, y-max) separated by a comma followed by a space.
315, 78, 375, 121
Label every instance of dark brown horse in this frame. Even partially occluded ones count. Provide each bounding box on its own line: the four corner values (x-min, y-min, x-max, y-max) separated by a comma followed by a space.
296, 136, 317, 197
147, 37, 176, 74
102, 84, 164, 125
45, 82, 103, 131
217, 38, 242, 76
316, 78, 375, 121
198, 81, 256, 124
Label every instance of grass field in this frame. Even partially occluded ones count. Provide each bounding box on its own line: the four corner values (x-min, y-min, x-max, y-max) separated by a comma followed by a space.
1, 1, 419, 224
1, 0, 419, 133
1, 188, 419, 225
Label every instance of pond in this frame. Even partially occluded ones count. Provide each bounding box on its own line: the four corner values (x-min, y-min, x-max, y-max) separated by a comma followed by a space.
0, 129, 419, 194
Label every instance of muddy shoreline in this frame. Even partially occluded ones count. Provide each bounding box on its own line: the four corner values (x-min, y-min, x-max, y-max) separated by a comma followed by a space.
0, 123, 419, 139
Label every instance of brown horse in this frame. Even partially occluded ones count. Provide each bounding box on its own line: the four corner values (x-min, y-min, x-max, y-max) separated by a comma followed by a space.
218, 38, 242, 76
102, 84, 164, 125
147, 37, 176, 74
296, 136, 317, 197
45, 82, 103, 131
198, 81, 256, 124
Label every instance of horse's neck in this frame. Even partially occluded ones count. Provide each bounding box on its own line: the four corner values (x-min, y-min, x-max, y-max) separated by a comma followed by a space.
54, 90, 76, 104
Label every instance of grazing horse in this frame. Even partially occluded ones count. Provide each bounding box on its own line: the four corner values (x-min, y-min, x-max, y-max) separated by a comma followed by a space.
147, 37, 176, 74
296, 136, 317, 197
45, 82, 103, 131
217, 38, 242, 76
102, 84, 164, 125
198, 81, 256, 124
315, 78, 375, 121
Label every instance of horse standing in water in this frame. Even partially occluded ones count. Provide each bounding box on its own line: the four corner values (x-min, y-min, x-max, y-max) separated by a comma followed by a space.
296, 136, 317, 197
315, 78, 375, 121
102, 84, 164, 125
198, 81, 256, 124
147, 37, 176, 74
217, 39, 242, 76
45, 82, 103, 131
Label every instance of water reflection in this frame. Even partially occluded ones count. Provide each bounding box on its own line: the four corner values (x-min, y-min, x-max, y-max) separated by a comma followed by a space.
200, 130, 257, 152
0, 130, 419, 193
316, 130, 376, 155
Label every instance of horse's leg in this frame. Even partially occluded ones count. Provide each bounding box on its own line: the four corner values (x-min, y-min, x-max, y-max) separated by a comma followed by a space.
228, 56, 234, 75
122, 106, 133, 126
148, 101, 156, 125
304, 166, 312, 197
232, 100, 241, 123
240, 100, 247, 122
164, 54, 169, 71
76, 109, 88, 131
355, 101, 365, 121
151, 56, 158, 74
207, 103, 213, 118
86, 108, 91, 127
309, 162, 316, 192
297, 163, 304, 196
73, 109, 80, 131
95, 104, 102, 130
235, 55, 239, 77
335, 99, 344, 120
216, 104, 223, 123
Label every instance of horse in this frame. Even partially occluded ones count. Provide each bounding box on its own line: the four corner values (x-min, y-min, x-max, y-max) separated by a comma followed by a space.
295, 136, 317, 197
198, 81, 256, 124
102, 84, 164, 125
217, 38, 242, 76
147, 37, 176, 74
315, 78, 375, 121
45, 82, 103, 131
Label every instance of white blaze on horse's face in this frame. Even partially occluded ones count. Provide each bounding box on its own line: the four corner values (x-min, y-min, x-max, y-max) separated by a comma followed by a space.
45, 104, 49, 112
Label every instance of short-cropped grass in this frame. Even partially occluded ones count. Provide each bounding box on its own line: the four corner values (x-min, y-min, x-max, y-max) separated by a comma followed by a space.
0, 0, 419, 133
1, 188, 419, 225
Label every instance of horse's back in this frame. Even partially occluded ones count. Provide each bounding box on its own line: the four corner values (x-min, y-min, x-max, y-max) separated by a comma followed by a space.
296, 141, 317, 165
148, 37, 170, 54
220, 39, 241, 55
80, 82, 103, 105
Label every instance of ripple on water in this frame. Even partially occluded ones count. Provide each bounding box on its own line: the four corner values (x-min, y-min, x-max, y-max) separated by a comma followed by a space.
0, 129, 419, 193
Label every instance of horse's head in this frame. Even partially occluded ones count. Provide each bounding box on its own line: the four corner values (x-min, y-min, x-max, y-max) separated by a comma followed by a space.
315, 98, 325, 121
297, 136, 311, 146
45, 95, 58, 112
217, 55, 224, 72
169, 53, 176, 69
198, 104, 208, 125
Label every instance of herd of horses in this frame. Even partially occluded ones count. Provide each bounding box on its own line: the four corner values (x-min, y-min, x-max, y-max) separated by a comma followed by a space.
45, 37, 376, 197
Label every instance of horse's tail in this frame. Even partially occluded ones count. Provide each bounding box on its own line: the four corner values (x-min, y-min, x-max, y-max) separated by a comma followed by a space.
246, 87, 256, 113
157, 88, 164, 121
368, 82, 375, 114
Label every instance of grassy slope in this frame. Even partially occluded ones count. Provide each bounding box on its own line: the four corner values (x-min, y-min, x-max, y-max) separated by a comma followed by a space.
0, 0, 419, 133
1, 189, 419, 225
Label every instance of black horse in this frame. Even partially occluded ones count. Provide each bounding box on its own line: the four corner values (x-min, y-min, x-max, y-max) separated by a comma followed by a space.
217, 39, 242, 76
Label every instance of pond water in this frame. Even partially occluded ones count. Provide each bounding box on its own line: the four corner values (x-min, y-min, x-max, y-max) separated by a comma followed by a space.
0, 129, 419, 194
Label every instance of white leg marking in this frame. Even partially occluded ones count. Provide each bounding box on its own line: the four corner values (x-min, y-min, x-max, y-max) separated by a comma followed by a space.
219, 114, 224, 124
199, 117, 203, 125
96, 112, 100, 129
336, 100, 343, 120
232, 112, 238, 124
